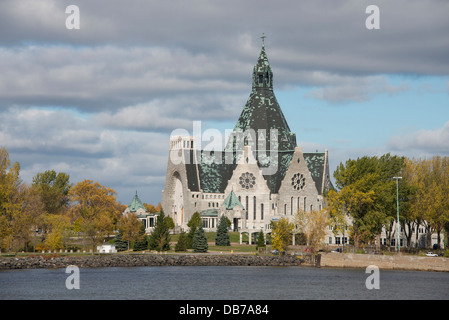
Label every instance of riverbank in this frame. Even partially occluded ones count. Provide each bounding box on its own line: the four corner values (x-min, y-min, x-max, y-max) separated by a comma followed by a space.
1, 252, 447, 272
320, 252, 449, 272
0, 253, 303, 269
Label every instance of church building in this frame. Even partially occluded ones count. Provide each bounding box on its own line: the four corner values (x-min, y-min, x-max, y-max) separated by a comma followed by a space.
161, 37, 333, 243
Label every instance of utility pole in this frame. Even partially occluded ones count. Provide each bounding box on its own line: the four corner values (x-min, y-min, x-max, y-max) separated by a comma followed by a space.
393, 176, 402, 252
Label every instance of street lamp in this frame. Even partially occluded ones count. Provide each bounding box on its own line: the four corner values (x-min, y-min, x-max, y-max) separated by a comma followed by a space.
393, 176, 402, 252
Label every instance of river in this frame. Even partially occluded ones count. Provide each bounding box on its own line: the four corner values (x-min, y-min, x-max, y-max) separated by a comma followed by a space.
1, 266, 448, 300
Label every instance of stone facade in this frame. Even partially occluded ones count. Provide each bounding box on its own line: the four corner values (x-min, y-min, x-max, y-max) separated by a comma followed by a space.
161, 39, 333, 242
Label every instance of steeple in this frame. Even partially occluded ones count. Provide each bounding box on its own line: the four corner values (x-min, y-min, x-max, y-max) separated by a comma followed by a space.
252, 33, 273, 90
226, 34, 297, 153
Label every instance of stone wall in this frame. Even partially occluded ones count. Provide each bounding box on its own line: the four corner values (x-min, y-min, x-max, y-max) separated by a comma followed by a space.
0, 254, 303, 270
320, 252, 449, 272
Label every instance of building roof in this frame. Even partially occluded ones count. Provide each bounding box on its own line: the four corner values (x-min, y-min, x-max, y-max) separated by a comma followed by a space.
179, 38, 332, 196
223, 189, 245, 210
127, 191, 147, 213
225, 39, 296, 154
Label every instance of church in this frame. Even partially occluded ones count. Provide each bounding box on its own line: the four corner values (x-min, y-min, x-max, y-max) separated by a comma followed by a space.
161, 37, 333, 243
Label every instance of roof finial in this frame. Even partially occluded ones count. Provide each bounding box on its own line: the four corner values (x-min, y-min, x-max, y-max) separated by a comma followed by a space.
261, 33, 266, 48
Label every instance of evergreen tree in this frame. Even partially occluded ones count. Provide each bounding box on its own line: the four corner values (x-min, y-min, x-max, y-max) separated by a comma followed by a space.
256, 230, 266, 250
148, 210, 171, 252
133, 223, 148, 251
175, 230, 188, 252
114, 230, 128, 252
193, 222, 208, 253
187, 212, 201, 249
215, 215, 230, 246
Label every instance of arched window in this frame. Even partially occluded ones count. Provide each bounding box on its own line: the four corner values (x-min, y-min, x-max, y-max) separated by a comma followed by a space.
253, 196, 257, 220
261, 203, 264, 220
246, 196, 249, 219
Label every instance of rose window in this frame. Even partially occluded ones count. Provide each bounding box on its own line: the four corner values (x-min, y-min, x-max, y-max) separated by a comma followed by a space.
239, 172, 256, 189
291, 173, 305, 191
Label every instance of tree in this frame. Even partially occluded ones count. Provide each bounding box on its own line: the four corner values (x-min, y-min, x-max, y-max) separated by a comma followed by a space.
69, 180, 121, 253
330, 153, 406, 247
215, 215, 230, 246
0, 147, 23, 253
44, 214, 72, 250
114, 230, 128, 252
175, 230, 188, 252
295, 209, 329, 253
118, 213, 143, 252
193, 222, 208, 253
148, 210, 171, 252
271, 218, 293, 253
133, 223, 148, 251
187, 211, 201, 249
404, 156, 449, 249
165, 215, 175, 230
256, 230, 266, 250
32, 170, 71, 215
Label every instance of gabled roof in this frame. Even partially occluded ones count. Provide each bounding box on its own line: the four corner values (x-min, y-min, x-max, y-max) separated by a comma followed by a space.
223, 189, 245, 210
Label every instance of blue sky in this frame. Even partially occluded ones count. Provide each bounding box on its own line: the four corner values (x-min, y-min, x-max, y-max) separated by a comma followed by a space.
0, 0, 448, 205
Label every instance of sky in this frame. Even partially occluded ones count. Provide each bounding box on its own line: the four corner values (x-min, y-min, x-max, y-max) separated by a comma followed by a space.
1, 0, 448, 205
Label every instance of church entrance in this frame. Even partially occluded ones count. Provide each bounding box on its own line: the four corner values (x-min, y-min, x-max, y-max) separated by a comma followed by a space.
233, 218, 239, 232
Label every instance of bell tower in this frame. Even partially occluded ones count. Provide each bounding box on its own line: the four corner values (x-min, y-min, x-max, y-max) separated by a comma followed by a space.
252, 33, 273, 90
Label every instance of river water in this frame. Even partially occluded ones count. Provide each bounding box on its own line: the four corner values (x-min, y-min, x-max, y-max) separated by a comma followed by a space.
1, 266, 448, 300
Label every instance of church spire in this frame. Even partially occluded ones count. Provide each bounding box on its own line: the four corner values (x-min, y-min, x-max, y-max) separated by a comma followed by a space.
252, 33, 273, 90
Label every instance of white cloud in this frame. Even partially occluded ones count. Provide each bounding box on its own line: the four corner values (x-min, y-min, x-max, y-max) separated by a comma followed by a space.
388, 121, 449, 156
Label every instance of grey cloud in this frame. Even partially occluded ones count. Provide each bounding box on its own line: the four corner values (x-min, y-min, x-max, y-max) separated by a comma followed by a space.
304, 75, 409, 103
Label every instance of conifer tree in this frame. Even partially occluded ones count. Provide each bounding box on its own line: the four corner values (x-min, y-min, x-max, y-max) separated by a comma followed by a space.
187, 212, 201, 249
133, 223, 148, 251
175, 230, 188, 252
193, 222, 208, 253
149, 210, 171, 252
114, 230, 128, 252
256, 230, 266, 250
215, 215, 230, 246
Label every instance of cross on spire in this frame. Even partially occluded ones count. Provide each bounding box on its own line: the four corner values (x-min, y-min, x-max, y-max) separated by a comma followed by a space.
261, 33, 266, 47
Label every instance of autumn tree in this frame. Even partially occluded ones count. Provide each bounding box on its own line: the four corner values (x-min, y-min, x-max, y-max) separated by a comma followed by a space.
118, 213, 144, 252
404, 156, 449, 249
271, 217, 294, 253
69, 180, 120, 253
0, 147, 23, 253
296, 209, 329, 253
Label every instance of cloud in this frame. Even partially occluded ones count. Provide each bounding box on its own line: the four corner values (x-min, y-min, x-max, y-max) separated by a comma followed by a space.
304, 74, 409, 103
0, 106, 168, 204
1, 0, 448, 205
388, 121, 449, 156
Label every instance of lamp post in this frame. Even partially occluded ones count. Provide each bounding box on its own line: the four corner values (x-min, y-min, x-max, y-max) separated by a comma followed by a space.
393, 176, 402, 252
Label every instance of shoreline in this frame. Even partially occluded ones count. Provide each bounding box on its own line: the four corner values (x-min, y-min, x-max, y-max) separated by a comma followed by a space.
0, 253, 303, 269
1, 252, 448, 272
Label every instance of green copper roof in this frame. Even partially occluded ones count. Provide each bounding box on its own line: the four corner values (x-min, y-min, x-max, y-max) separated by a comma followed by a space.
223, 189, 245, 210
128, 191, 147, 212
225, 38, 296, 154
